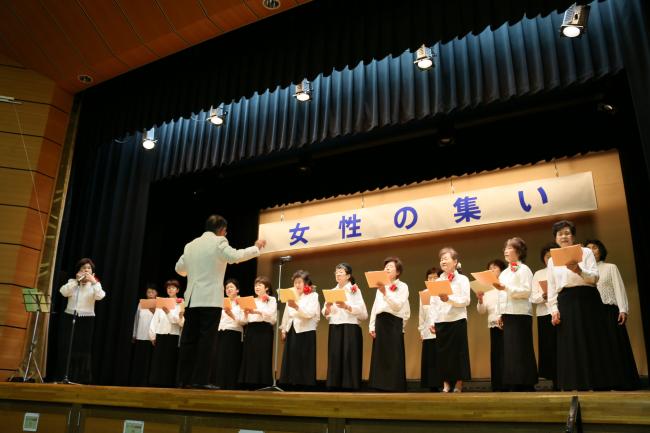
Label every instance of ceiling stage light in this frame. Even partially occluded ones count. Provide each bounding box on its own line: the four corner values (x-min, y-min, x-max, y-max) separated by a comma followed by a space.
414, 44, 434, 70
560, 3, 590, 38
294, 79, 312, 102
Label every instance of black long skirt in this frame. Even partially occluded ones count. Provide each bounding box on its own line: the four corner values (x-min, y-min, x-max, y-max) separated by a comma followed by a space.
502, 314, 538, 389
603, 304, 640, 390
211, 329, 243, 389
556, 286, 617, 391
368, 313, 406, 392
129, 339, 153, 386
489, 327, 505, 391
280, 326, 317, 387
238, 322, 274, 387
56, 313, 94, 384
326, 323, 363, 390
435, 319, 471, 384
148, 334, 179, 387
537, 315, 557, 386
420, 338, 439, 390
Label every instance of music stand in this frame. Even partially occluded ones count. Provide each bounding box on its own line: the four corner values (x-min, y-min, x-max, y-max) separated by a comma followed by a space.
10, 289, 50, 382
258, 256, 291, 391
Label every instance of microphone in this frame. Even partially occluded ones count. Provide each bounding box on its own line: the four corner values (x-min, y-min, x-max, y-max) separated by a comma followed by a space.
279, 255, 292, 263
77, 274, 85, 282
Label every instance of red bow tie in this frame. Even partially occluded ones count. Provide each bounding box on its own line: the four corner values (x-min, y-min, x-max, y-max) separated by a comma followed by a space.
447, 273, 454, 282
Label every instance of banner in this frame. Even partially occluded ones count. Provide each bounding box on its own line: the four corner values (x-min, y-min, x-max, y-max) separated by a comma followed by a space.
258, 172, 597, 253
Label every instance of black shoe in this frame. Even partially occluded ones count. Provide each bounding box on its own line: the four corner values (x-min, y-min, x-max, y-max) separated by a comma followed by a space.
192, 384, 220, 390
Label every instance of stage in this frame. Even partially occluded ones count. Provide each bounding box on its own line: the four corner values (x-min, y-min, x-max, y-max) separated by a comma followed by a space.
1, 383, 649, 433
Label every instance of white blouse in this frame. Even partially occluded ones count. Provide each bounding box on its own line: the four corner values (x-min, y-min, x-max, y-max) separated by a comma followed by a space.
60, 279, 105, 317
281, 291, 320, 334
596, 261, 629, 313
322, 282, 368, 325
547, 246, 599, 314
477, 289, 507, 328
498, 262, 533, 316
418, 294, 437, 340
244, 296, 277, 325
369, 279, 410, 333
530, 267, 551, 317
219, 301, 247, 332
132, 307, 154, 340
148, 304, 184, 340
433, 271, 470, 323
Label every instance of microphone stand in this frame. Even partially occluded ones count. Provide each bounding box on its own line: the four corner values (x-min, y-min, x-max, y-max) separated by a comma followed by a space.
258, 257, 290, 391
60, 278, 83, 385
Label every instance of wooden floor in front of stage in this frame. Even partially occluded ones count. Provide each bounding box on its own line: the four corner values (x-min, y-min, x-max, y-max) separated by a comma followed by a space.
1, 383, 649, 432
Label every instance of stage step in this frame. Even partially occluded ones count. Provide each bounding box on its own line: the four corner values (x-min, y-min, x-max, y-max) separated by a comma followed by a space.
1, 383, 648, 433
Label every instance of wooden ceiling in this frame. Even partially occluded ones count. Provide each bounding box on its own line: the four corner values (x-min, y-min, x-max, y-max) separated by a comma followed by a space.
0, 0, 309, 94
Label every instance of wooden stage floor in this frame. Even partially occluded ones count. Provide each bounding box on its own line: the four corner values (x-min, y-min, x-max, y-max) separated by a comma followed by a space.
1, 383, 649, 432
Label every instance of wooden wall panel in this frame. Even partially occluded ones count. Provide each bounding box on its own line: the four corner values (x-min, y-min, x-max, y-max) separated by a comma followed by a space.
0, 65, 58, 105
0, 206, 44, 250
0, 63, 72, 379
0, 326, 26, 373
0, 244, 41, 288
0, 168, 53, 212
50, 86, 74, 115
0, 102, 66, 145
84, 415, 181, 433
0, 401, 69, 433
42, 107, 70, 147
35, 139, 62, 178
0, 132, 60, 178
0, 285, 29, 328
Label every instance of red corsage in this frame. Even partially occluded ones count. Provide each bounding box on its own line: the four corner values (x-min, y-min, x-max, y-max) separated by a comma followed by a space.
350, 284, 358, 294
303, 285, 313, 295
447, 272, 455, 282
510, 262, 519, 272
389, 284, 397, 292
261, 294, 270, 302
176, 297, 184, 304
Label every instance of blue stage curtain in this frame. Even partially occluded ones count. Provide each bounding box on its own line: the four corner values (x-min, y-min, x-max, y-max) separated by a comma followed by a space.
151, 1, 623, 178
78, 0, 588, 147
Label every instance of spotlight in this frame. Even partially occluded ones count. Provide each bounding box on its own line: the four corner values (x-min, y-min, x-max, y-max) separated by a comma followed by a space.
437, 122, 455, 147
413, 44, 434, 70
560, 3, 590, 38
262, 0, 281, 10
438, 135, 455, 147
142, 127, 156, 150
294, 79, 312, 102
597, 102, 617, 115
207, 105, 227, 126
77, 74, 93, 84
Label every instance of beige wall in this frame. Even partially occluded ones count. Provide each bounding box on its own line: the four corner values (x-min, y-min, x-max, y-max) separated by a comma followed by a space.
258, 150, 647, 380
0, 54, 72, 380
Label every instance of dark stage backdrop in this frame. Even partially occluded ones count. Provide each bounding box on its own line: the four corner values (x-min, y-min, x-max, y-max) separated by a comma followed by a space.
47, 0, 650, 385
